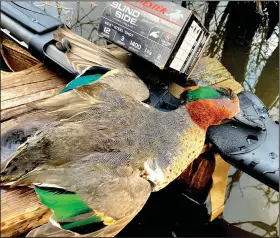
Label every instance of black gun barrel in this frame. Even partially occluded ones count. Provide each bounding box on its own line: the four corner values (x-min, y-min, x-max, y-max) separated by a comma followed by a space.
0, 1, 76, 77
1, 12, 32, 49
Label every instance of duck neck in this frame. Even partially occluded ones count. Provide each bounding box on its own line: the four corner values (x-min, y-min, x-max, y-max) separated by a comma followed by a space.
186, 100, 230, 131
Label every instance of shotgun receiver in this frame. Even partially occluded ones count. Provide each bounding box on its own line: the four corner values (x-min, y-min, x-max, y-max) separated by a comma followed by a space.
0, 1, 76, 77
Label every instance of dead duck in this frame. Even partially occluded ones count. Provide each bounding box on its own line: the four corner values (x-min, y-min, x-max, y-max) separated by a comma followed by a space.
54, 26, 149, 102
0, 26, 149, 159
1, 83, 240, 237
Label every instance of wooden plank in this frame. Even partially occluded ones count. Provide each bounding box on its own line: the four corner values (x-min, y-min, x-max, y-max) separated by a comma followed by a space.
1, 188, 52, 237
2, 79, 66, 102
0, 39, 39, 72
1, 63, 67, 121
1, 71, 11, 78
1, 64, 65, 90
209, 153, 231, 221
1, 87, 65, 111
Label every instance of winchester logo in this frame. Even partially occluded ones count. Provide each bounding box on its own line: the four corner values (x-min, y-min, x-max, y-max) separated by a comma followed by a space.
136, 1, 167, 14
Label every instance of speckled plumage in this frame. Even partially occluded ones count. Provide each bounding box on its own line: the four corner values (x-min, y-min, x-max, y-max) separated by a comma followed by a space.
2, 83, 204, 189
1, 83, 239, 237
1, 83, 205, 235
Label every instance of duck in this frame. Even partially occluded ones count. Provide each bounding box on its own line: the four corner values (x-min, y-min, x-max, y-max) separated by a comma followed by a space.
54, 26, 149, 102
0, 26, 149, 165
1, 82, 240, 237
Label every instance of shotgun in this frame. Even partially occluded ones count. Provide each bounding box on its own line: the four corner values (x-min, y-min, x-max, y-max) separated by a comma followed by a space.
0, 1, 76, 77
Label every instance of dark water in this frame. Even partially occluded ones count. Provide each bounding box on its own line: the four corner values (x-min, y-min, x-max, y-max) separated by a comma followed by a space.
4, 1, 279, 237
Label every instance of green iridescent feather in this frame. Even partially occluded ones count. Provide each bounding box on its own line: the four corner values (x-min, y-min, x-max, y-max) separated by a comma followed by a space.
181, 86, 230, 103
34, 185, 103, 231
60, 74, 103, 94
60, 66, 112, 94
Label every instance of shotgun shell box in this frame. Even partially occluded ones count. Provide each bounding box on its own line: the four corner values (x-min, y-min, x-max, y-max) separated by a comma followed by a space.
98, 1, 209, 76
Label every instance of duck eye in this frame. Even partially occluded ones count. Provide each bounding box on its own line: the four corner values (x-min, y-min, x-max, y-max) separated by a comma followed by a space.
217, 88, 229, 96
227, 88, 235, 98
227, 88, 233, 95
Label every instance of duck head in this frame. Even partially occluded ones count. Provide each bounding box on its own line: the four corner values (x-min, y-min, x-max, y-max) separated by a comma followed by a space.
181, 86, 240, 131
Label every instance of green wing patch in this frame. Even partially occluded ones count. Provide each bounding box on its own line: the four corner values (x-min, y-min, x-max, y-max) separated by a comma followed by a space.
60, 74, 103, 94
34, 185, 92, 220
34, 185, 105, 233
60, 66, 112, 94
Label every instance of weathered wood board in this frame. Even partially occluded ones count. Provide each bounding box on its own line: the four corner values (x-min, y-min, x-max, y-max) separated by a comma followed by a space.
1, 39, 39, 72
1, 39, 243, 237
1, 63, 66, 122
1, 188, 52, 237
